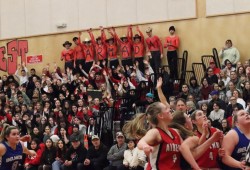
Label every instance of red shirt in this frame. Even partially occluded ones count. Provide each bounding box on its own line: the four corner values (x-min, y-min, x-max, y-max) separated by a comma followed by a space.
195, 127, 220, 168
89, 32, 107, 60
133, 30, 145, 58
81, 43, 95, 62
107, 44, 118, 59
115, 34, 132, 59
61, 49, 74, 62
147, 128, 181, 170
146, 35, 163, 54
164, 35, 180, 51
74, 44, 85, 60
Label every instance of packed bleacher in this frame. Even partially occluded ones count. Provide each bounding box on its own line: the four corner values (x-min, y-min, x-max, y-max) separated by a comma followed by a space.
0, 25, 250, 170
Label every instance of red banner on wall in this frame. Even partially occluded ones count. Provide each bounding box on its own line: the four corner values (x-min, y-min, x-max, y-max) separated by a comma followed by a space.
27, 55, 43, 64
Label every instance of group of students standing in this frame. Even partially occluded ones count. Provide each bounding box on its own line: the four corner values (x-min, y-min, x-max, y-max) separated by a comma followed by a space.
61, 25, 180, 80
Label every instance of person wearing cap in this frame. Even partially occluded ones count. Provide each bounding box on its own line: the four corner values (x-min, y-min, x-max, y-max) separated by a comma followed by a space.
207, 60, 220, 76
88, 26, 107, 64
219, 39, 240, 68
80, 31, 95, 73
164, 26, 179, 80
207, 90, 227, 114
61, 40, 74, 72
104, 132, 127, 170
70, 124, 84, 143
108, 26, 133, 68
82, 135, 109, 170
73, 32, 85, 75
62, 135, 87, 170
145, 26, 163, 75
132, 26, 145, 72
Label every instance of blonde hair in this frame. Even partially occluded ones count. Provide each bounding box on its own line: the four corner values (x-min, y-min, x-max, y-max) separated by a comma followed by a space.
0, 124, 18, 142
122, 102, 163, 139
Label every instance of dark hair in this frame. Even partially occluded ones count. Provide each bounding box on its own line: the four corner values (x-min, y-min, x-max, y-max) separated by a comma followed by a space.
169, 111, 193, 139
189, 77, 198, 88
0, 124, 18, 142
126, 139, 136, 149
175, 98, 186, 106
213, 101, 221, 109
29, 138, 41, 151
224, 59, 232, 66
73, 37, 78, 41
226, 39, 232, 44
169, 26, 175, 31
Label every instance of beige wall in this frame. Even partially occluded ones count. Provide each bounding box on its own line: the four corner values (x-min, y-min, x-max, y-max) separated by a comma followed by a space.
0, 0, 249, 76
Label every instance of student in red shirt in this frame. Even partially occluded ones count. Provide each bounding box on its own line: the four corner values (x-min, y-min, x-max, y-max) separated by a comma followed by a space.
81, 32, 95, 73
61, 41, 74, 72
88, 27, 107, 66
207, 60, 221, 76
132, 26, 145, 72
145, 27, 163, 75
73, 33, 85, 75
164, 26, 180, 79
106, 28, 119, 68
109, 26, 133, 68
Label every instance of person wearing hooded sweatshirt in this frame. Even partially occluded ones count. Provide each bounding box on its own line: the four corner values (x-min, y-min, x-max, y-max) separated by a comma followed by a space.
83, 135, 109, 170
62, 135, 87, 170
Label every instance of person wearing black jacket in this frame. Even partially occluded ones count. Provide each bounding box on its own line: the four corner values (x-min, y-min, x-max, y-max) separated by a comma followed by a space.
38, 138, 57, 170
62, 135, 87, 170
82, 135, 109, 170
207, 90, 227, 115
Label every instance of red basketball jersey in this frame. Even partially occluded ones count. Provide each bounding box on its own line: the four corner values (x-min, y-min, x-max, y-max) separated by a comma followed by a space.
147, 128, 181, 170
195, 127, 220, 168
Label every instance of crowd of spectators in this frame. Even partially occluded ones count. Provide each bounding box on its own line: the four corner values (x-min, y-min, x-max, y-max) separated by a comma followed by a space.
0, 25, 250, 170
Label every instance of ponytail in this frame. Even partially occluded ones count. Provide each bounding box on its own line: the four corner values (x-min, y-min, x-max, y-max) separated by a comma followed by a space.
0, 124, 18, 142
122, 113, 149, 139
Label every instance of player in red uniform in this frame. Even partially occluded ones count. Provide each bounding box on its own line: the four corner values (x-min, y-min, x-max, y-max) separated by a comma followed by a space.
109, 26, 133, 68
61, 41, 74, 72
88, 27, 107, 66
145, 27, 163, 75
132, 26, 145, 72
123, 101, 200, 170
191, 110, 222, 169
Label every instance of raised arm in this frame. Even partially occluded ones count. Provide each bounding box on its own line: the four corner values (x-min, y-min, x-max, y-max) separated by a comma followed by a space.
88, 28, 96, 46
156, 77, 170, 108
181, 131, 223, 160
100, 26, 106, 44
136, 26, 144, 42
